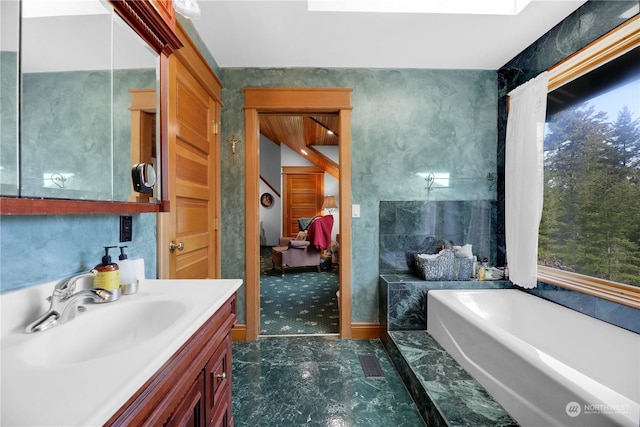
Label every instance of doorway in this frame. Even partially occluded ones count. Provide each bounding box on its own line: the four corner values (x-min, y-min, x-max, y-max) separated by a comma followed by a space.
261, 161, 335, 336
244, 88, 353, 341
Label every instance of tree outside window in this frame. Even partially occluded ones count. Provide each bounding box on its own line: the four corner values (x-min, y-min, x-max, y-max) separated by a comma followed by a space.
540, 76, 640, 287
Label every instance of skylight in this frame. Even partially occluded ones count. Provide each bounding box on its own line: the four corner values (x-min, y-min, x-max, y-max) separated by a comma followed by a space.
308, 0, 533, 15
22, 0, 110, 18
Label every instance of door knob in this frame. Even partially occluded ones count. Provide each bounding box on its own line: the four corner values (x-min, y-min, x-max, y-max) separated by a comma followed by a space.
169, 241, 184, 252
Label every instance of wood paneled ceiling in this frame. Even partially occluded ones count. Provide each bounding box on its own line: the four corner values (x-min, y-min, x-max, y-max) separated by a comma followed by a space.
259, 114, 339, 178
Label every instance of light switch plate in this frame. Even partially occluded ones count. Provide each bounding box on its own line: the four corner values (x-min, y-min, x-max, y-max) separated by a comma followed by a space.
352, 204, 360, 218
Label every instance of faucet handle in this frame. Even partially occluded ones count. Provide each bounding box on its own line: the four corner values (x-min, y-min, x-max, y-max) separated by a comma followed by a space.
53, 270, 98, 298
52, 280, 73, 300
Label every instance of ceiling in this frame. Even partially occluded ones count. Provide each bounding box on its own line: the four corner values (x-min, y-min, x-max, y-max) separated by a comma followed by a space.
191, 0, 588, 69
259, 114, 340, 177
190, 0, 588, 170
259, 114, 339, 147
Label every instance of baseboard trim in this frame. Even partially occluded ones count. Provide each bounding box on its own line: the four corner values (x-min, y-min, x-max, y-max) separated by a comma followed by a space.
231, 324, 247, 341
351, 322, 381, 339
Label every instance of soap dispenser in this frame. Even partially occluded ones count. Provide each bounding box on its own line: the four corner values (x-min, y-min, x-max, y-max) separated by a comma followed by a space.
118, 246, 138, 295
93, 246, 121, 300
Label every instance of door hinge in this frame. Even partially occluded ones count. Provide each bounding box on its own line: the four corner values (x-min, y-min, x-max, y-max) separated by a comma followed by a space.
214, 217, 220, 230
211, 121, 220, 135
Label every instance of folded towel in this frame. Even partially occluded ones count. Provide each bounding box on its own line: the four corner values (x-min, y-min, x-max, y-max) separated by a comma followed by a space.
453, 244, 474, 259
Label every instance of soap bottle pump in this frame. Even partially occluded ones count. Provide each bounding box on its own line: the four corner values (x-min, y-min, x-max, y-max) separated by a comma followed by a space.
93, 246, 121, 300
118, 246, 138, 295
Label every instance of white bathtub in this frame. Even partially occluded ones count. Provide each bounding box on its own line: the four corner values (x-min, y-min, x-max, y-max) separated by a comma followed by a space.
427, 289, 640, 427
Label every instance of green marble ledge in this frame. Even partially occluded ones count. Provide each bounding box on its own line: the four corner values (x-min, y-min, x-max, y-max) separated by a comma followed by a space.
387, 330, 518, 427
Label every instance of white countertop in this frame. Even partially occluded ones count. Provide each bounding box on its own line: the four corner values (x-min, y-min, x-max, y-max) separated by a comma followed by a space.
1, 278, 242, 427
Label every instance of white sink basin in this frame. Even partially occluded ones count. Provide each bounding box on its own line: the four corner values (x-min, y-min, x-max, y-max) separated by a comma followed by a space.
1, 277, 242, 427
22, 299, 188, 366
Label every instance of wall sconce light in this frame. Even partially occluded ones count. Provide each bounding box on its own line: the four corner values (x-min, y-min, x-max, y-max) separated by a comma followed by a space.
227, 135, 241, 163
416, 172, 450, 192
322, 195, 337, 215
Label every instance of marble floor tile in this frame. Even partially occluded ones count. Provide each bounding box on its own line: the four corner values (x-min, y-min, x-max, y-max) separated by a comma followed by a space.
232, 336, 426, 427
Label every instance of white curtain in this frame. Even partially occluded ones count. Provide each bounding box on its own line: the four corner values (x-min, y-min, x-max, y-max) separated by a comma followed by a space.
505, 72, 549, 289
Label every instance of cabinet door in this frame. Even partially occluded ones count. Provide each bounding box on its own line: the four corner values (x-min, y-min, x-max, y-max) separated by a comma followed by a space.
208, 400, 231, 427
166, 371, 206, 427
205, 334, 232, 427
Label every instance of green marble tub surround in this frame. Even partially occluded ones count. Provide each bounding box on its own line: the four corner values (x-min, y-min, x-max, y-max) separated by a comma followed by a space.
378, 276, 517, 426
379, 275, 515, 331
380, 200, 498, 274
386, 331, 518, 427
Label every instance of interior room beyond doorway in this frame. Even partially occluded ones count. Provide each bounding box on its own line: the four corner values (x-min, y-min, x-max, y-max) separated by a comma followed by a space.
258, 113, 340, 336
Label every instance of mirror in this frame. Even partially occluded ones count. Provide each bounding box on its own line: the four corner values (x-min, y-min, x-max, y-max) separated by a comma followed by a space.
112, 10, 160, 202
0, 1, 19, 196
1, 0, 160, 203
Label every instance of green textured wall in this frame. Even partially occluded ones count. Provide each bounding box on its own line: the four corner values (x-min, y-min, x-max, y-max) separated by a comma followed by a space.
219, 68, 498, 324
1, 68, 157, 293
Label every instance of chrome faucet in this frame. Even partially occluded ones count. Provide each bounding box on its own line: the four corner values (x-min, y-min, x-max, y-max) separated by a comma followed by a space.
25, 270, 119, 334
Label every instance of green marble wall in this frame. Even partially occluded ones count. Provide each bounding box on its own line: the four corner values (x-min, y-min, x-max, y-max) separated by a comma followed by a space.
495, 1, 639, 266
219, 68, 498, 323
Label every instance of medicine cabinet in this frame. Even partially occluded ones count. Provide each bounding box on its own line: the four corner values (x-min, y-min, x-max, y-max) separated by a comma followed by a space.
0, 0, 181, 214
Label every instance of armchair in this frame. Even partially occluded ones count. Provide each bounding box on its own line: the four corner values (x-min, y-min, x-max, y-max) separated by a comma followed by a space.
271, 236, 321, 276
271, 215, 334, 276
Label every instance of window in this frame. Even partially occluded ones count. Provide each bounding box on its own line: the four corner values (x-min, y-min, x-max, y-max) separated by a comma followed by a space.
538, 16, 640, 308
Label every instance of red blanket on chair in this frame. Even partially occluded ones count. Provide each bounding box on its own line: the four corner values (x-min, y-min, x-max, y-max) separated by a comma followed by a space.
307, 215, 334, 250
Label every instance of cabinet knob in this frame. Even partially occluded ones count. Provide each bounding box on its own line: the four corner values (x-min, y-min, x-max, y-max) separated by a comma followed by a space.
169, 241, 184, 252
216, 372, 227, 381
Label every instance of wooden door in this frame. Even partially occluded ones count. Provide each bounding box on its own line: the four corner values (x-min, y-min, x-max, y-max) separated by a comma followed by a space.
282, 167, 324, 238
162, 54, 220, 279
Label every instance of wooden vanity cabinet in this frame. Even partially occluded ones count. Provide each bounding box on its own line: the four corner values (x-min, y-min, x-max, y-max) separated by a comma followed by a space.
166, 371, 206, 427
106, 294, 236, 427
205, 336, 232, 426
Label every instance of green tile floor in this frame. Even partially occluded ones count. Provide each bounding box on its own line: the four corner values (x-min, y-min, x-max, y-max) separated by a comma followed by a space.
232, 336, 426, 426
